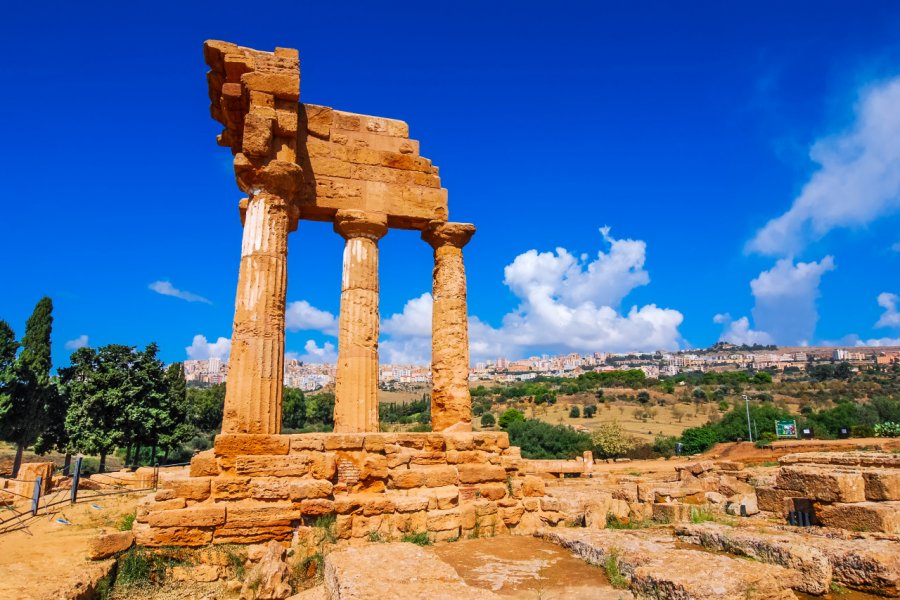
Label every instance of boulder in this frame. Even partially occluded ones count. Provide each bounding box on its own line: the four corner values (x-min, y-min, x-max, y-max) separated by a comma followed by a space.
725, 493, 759, 516
675, 523, 832, 595
323, 542, 500, 599
815, 501, 900, 534
240, 540, 293, 600
776, 466, 866, 503
88, 531, 134, 560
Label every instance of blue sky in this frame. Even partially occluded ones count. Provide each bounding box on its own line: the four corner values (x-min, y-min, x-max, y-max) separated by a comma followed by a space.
2, 0, 900, 368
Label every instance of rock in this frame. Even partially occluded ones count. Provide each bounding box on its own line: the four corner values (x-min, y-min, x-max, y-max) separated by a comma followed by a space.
15, 462, 54, 496
172, 564, 222, 582
863, 470, 900, 501
815, 501, 900, 534
793, 531, 900, 596
725, 493, 759, 516
536, 528, 797, 599
705, 491, 727, 504
88, 531, 134, 560
776, 466, 866, 503
630, 552, 796, 600
675, 523, 832, 595
287, 586, 326, 600
324, 543, 500, 599
241, 541, 293, 600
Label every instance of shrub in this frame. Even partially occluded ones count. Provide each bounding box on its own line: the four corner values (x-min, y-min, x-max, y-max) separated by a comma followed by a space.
875, 422, 900, 437
651, 434, 677, 458
498, 408, 525, 429
480, 412, 496, 428
118, 512, 136, 531
583, 405, 597, 418
569, 405, 581, 418
506, 419, 592, 459
401, 532, 431, 546
591, 421, 636, 459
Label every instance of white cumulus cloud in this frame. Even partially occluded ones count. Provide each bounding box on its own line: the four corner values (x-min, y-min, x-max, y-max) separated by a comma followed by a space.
712, 314, 773, 345
748, 77, 900, 256
749, 256, 835, 345
288, 339, 337, 364
149, 280, 212, 304
186, 334, 231, 360
378, 227, 684, 363
64, 335, 90, 350
875, 292, 900, 328
285, 301, 338, 335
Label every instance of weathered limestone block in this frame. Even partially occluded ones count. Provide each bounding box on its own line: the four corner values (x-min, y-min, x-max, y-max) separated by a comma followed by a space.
815, 501, 900, 534
88, 531, 135, 560
240, 540, 292, 600
780, 452, 900, 468
324, 543, 500, 600
161, 477, 211, 502
217, 434, 291, 457
172, 564, 222, 583
226, 502, 302, 528
863, 469, 900, 501
147, 506, 226, 528
757, 486, 797, 513
235, 453, 335, 479
290, 435, 326, 452
776, 465, 866, 503
425, 485, 459, 510
288, 479, 333, 500
190, 451, 219, 477
457, 464, 506, 484
675, 523, 833, 595
798, 534, 900, 595
15, 462, 54, 496
133, 522, 213, 547
249, 477, 291, 500
324, 434, 366, 451
521, 476, 545, 497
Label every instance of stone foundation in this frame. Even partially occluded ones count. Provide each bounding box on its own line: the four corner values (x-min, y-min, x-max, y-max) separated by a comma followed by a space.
135, 431, 565, 546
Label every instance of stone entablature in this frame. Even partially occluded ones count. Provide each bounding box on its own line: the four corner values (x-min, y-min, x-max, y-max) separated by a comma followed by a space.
134, 432, 565, 546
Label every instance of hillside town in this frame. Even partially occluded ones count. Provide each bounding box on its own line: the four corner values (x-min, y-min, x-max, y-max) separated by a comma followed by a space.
183, 343, 900, 389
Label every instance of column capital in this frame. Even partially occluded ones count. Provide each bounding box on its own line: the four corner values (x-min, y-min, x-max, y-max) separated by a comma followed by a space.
422, 221, 476, 250
334, 209, 389, 241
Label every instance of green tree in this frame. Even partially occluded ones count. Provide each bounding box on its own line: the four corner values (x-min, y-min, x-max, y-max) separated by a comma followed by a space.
569, 405, 581, 418
2, 297, 53, 477
583, 405, 597, 418
186, 384, 225, 432
679, 425, 719, 454
0, 321, 18, 425
637, 391, 651, 404
480, 412, 496, 428
498, 408, 525, 429
34, 378, 72, 472
283, 387, 307, 429
505, 419, 592, 459
591, 421, 636, 460
158, 362, 193, 464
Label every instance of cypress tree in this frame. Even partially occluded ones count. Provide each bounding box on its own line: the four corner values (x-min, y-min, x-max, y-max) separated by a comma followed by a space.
3, 297, 53, 477
0, 321, 18, 424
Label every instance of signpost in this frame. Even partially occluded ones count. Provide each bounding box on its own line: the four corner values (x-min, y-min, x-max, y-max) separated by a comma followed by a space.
776, 420, 798, 439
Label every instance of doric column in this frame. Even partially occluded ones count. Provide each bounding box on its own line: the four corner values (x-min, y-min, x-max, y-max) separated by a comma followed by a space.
222, 191, 296, 434
333, 210, 389, 433
422, 221, 476, 432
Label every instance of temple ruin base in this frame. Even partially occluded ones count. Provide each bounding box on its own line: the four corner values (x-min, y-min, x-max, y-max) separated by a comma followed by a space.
134, 432, 565, 546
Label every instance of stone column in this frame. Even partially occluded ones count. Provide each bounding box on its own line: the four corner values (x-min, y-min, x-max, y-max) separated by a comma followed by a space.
333, 210, 389, 433
422, 221, 476, 432
221, 191, 294, 434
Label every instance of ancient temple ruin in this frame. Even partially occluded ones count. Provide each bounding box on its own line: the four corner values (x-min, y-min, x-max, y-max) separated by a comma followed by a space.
134, 41, 564, 547
205, 40, 475, 435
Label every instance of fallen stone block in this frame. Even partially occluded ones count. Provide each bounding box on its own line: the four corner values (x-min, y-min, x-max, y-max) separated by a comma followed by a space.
88, 531, 134, 560
324, 542, 501, 599
863, 469, 900, 501
725, 493, 759, 516
675, 523, 832, 595
776, 465, 866, 503
816, 501, 900, 534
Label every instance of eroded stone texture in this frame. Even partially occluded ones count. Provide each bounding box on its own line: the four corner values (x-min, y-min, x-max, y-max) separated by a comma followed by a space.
333, 210, 388, 433
423, 221, 476, 432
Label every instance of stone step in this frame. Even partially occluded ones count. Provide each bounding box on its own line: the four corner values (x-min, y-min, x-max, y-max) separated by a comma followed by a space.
323, 542, 501, 599
675, 522, 832, 595
538, 529, 798, 600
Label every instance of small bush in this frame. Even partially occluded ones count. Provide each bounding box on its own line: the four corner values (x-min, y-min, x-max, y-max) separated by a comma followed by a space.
569, 405, 581, 418
603, 548, 627, 589
314, 514, 337, 544
480, 412, 496, 428
689, 507, 715, 524
118, 512, 136, 531
401, 532, 431, 546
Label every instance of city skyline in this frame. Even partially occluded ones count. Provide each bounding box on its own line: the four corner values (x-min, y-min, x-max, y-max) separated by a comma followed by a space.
3, 1, 900, 371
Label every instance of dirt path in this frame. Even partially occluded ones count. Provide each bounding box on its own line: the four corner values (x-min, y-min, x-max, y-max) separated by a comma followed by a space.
0, 493, 142, 600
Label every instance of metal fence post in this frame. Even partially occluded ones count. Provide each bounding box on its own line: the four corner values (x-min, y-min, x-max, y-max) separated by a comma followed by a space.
31, 476, 43, 516
71, 456, 83, 504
